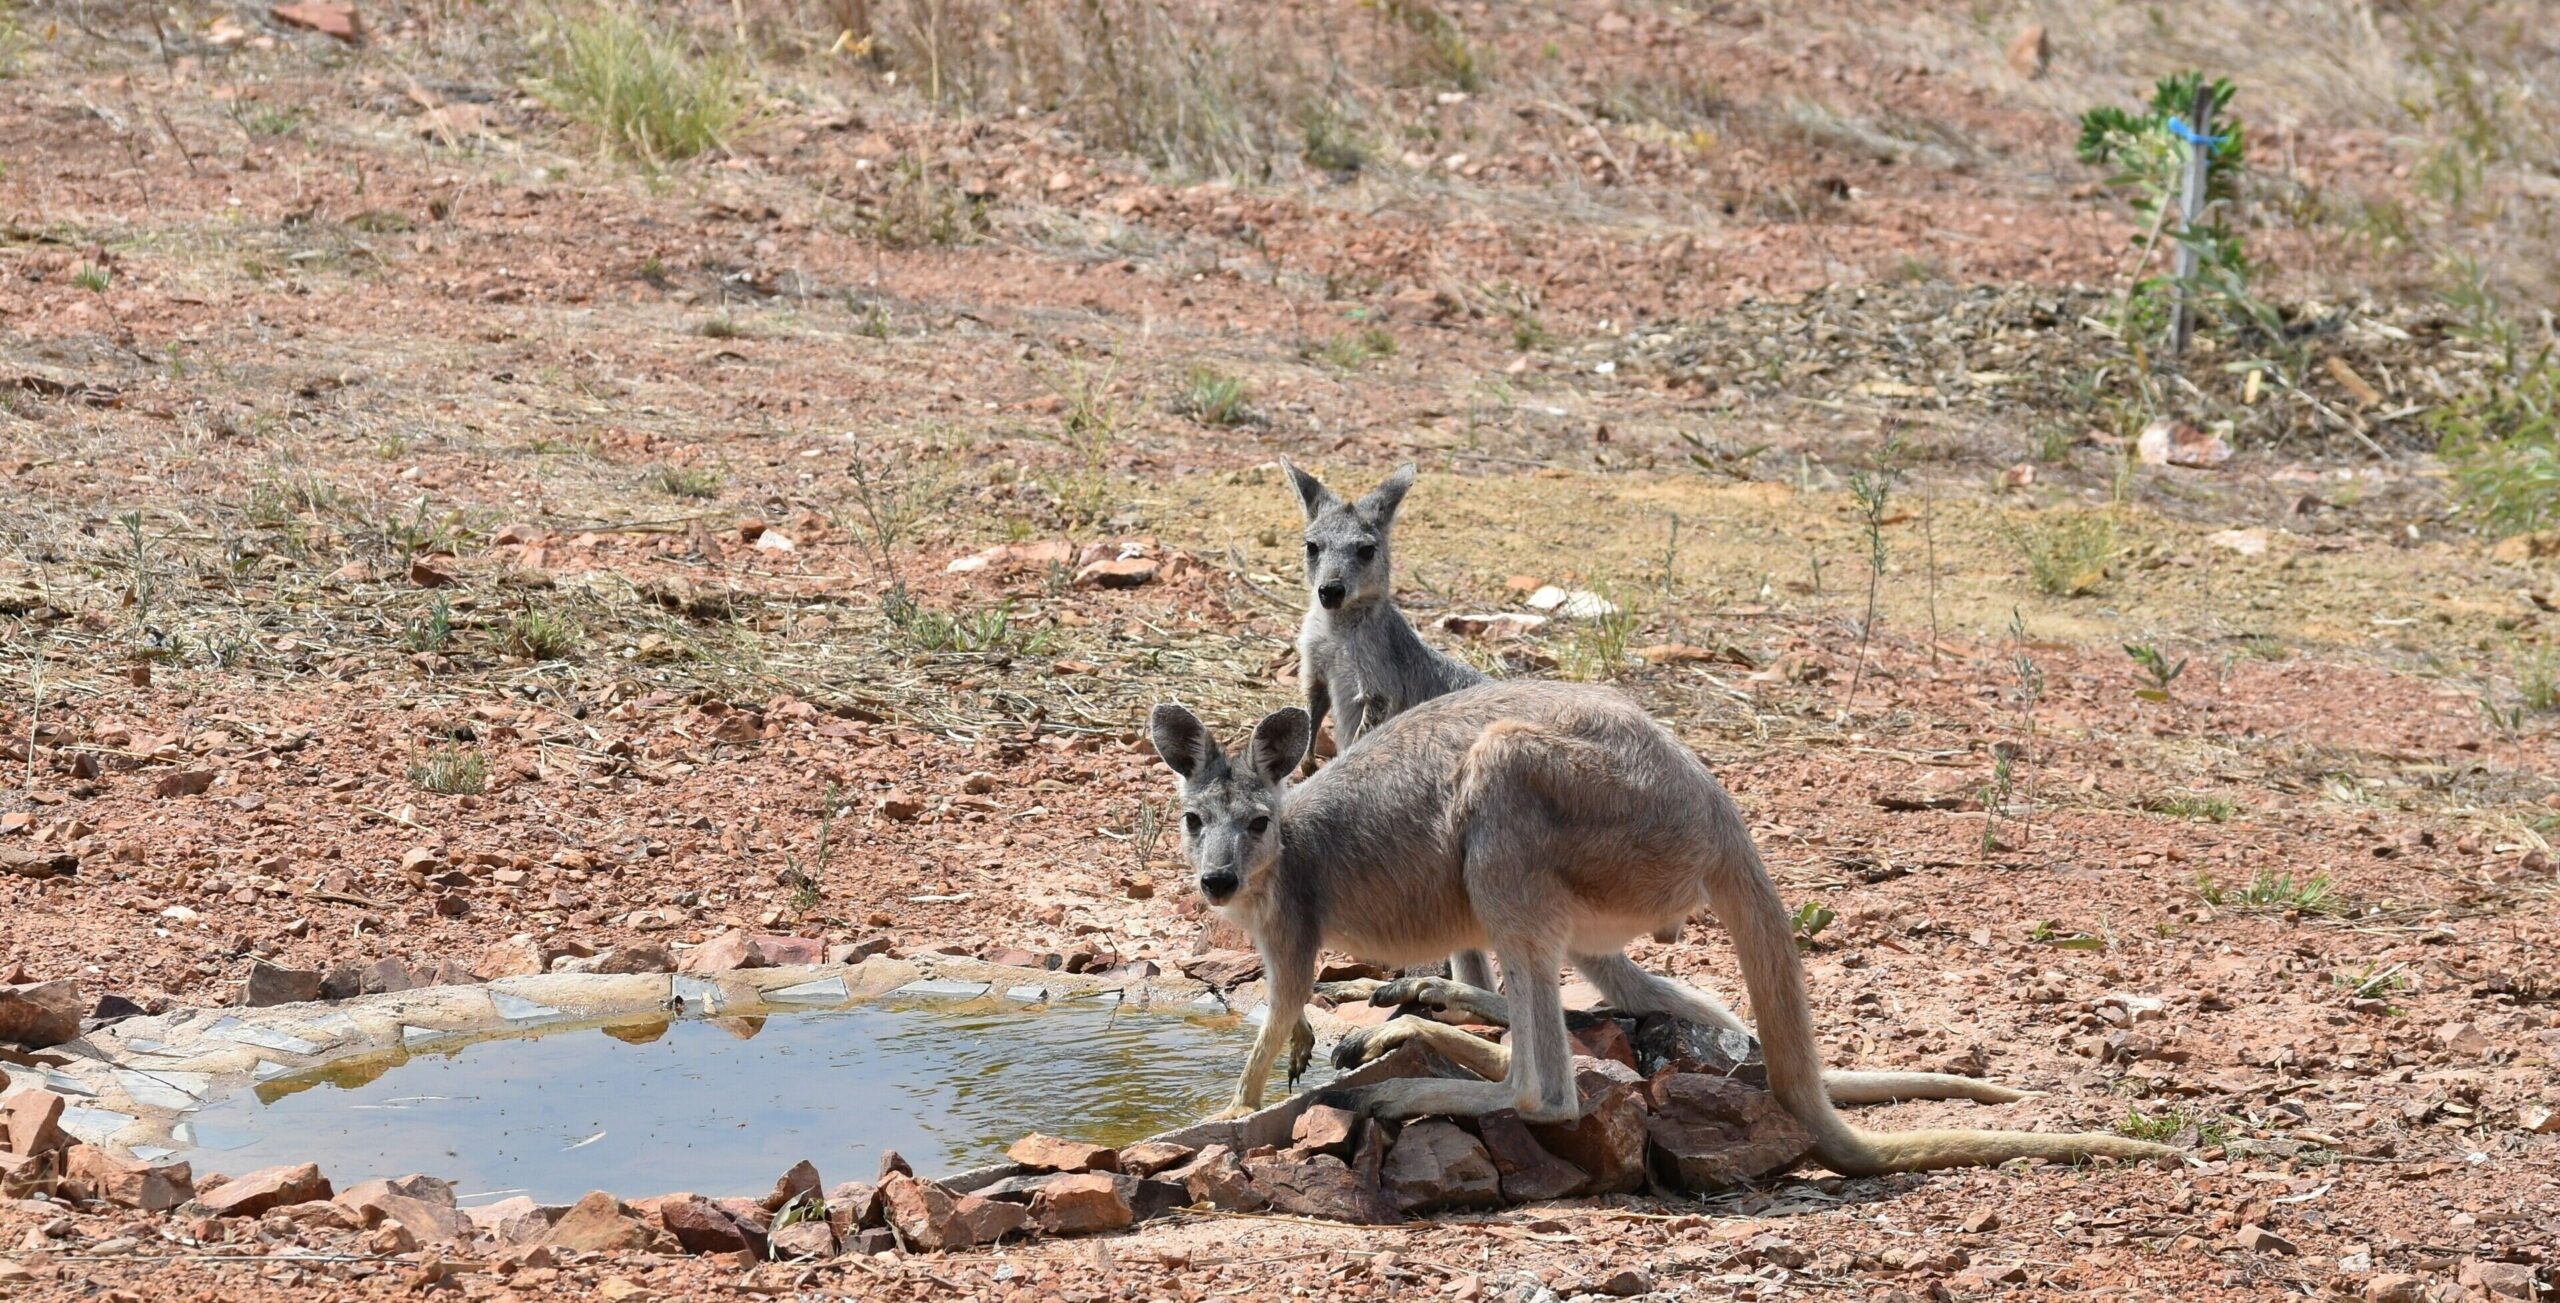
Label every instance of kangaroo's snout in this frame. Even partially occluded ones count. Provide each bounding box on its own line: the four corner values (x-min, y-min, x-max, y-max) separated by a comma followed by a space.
1198, 870, 1241, 903
1316, 583, 1347, 609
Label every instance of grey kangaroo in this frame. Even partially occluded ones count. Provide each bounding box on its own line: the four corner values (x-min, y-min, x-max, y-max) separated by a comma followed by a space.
1280, 463, 2015, 1108
1150, 681, 2178, 1172
1284, 458, 1496, 991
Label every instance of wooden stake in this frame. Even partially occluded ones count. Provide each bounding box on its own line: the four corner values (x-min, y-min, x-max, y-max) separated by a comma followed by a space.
2168, 83, 2215, 355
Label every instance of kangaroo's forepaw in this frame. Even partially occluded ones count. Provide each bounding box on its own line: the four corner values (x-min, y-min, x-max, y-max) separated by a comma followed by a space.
1309, 1084, 1384, 1118
1369, 975, 1460, 1009
1330, 1023, 1403, 1071
1317, 978, 1388, 1004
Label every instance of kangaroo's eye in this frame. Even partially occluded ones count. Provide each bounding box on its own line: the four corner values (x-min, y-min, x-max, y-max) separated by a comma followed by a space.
1304, 541, 1319, 558
1182, 812, 1202, 835
1355, 543, 1377, 561
1248, 815, 1271, 835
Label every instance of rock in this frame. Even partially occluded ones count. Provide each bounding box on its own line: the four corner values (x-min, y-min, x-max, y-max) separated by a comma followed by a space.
406, 555, 452, 586
1963, 1209, 2002, 1234
362, 956, 423, 994
240, 961, 323, 1008
750, 934, 825, 966
1598, 1267, 1656, 1297
1117, 1141, 1197, 1177
0, 1151, 57, 1198
2136, 418, 2232, 469
154, 769, 218, 798
880, 1173, 1023, 1250
849, 1226, 898, 1255
830, 936, 896, 964
1008, 1133, 1118, 1173
2520, 1105, 2559, 1135
1473, 1111, 1588, 1202
1169, 1144, 1264, 1212
0, 848, 77, 879
1524, 586, 1619, 619
1073, 557, 1157, 589
1379, 1120, 1501, 1213
1028, 1173, 1133, 1236
1437, 612, 1548, 641
2490, 531, 2560, 565
1120, 1175, 1189, 1223
1641, 1071, 1814, 1190
596, 942, 675, 974
1528, 1083, 1648, 1194
0, 979, 83, 1047
2434, 1021, 2489, 1058
0, 1089, 66, 1157
2460, 1261, 2535, 1299
1567, 1015, 1638, 1069
272, 1, 361, 43
764, 1159, 823, 1213
824, 1180, 880, 1234
767, 1220, 836, 1260
2005, 24, 2048, 77
1241, 1151, 1393, 1224
1571, 1055, 1645, 1096
2235, 1223, 2298, 1254
1176, 949, 1262, 988
473, 935, 555, 981
2208, 528, 2270, 557
336, 1174, 471, 1243
878, 1150, 913, 1180
201, 1163, 332, 1217
596, 1279, 654, 1302
2364, 1274, 2427, 1303
659, 1193, 761, 1256
63, 1145, 192, 1211
874, 792, 925, 822
1290, 1105, 1361, 1156
543, 1191, 651, 1252
946, 540, 1074, 575
466, 1196, 562, 1245
679, 929, 769, 972
1633, 1015, 1768, 1084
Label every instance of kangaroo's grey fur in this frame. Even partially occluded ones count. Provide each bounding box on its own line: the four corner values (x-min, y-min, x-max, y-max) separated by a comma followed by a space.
1282, 459, 1496, 990
1150, 681, 2177, 1174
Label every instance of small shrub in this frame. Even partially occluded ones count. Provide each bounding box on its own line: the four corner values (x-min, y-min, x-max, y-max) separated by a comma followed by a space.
409, 746, 490, 795
861, 156, 987, 248
1789, 901, 1835, 950
2147, 792, 2235, 821
2008, 510, 2118, 596
2517, 642, 2558, 712
402, 596, 454, 653
1175, 364, 1258, 427
506, 607, 583, 660
1299, 104, 1371, 177
1556, 602, 1637, 682
1312, 324, 1397, 371
650, 464, 723, 499
895, 601, 1054, 656
698, 315, 746, 340
533, 5, 748, 166
2198, 869, 2342, 915
71, 264, 110, 293
2124, 642, 2187, 700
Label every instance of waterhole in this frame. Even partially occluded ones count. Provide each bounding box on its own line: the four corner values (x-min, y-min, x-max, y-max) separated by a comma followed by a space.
173, 996, 1293, 1203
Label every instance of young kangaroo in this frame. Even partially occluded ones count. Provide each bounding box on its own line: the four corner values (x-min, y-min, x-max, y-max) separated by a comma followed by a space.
1284, 458, 1495, 990
1150, 681, 2178, 1173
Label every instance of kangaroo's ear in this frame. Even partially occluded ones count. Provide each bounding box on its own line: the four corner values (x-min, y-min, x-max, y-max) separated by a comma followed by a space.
1246, 707, 1313, 785
1149, 704, 1220, 781
1359, 462, 1417, 526
1281, 458, 1337, 522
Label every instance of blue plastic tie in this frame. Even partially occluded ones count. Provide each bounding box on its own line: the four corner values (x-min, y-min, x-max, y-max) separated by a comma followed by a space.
2167, 116, 2228, 149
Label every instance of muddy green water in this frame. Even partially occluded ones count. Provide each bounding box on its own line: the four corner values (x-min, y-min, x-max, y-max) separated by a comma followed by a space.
177, 998, 1283, 1204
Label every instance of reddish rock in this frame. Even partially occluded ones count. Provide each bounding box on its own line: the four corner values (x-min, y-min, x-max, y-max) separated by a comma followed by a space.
1241, 1151, 1393, 1224
63, 1145, 193, 1211
0, 1089, 66, 1157
880, 1173, 1022, 1250
1380, 1119, 1501, 1213
1169, 1144, 1264, 1212
336, 1174, 471, 1243
473, 935, 555, 981
272, 2, 362, 43
596, 942, 674, 974
877, 1150, 913, 1180
874, 792, 926, 822
1176, 950, 1262, 988
1072, 557, 1157, 589
764, 1159, 823, 1213
406, 555, 452, 586
1568, 1016, 1639, 1069
824, 1180, 881, 1236
2005, 24, 2049, 78
1117, 1141, 1197, 1177
767, 1220, 836, 1260
465, 1196, 562, 1245
0, 979, 83, 1048
749, 935, 826, 966
1008, 1133, 1118, 1173
1474, 1111, 1589, 1201
660, 1193, 760, 1256
201, 1162, 332, 1217
1527, 1083, 1648, 1194
543, 1191, 651, 1252
679, 930, 769, 973
1290, 1104, 1360, 1156
1641, 1071, 1813, 1190
0, 1151, 57, 1198
153, 769, 218, 798
1028, 1172, 1133, 1235
241, 961, 324, 1008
